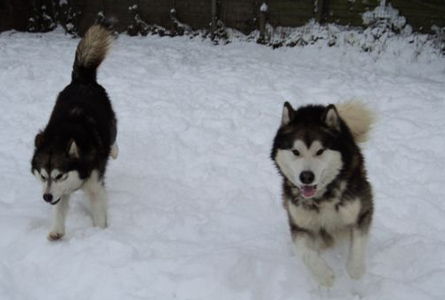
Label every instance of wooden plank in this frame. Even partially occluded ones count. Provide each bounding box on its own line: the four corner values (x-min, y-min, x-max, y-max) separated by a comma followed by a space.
103, 0, 134, 32
175, 0, 210, 29
391, 0, 445, 9
0, 1, 12, 32
0, 0, 37, 32
268, 0, 315, 27
328, 2, 378, 16
72, 0, 103, 35
328, 1, 445, 16
139, 0, 172, 28
2, 0, 444, 34
391, 7, 445, 18
327, 0, 445, 32
220, 0, 256, 34
315, 0, 325, 23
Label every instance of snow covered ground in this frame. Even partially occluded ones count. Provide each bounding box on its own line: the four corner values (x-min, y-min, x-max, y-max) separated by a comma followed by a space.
1, 28, 444, 300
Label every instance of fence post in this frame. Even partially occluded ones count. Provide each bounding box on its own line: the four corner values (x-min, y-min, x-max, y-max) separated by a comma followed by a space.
315, 0, 329, 24
258, 3, 268, 44
170, 0, 176, 32
210, 0, 217, 39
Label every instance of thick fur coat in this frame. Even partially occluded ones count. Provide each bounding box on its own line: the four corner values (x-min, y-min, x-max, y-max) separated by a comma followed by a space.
271, 101, 375, 286
31, 24, 117, 241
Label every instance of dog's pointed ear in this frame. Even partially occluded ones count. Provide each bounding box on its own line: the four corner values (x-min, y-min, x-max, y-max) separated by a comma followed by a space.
323, 104, 340, 130
282, 102, 295, 126
34, 132, 45, 149
67, 139, 80, 158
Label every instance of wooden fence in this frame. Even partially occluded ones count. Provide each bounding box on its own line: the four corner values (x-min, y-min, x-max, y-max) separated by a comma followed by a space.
1, 0, 444, 35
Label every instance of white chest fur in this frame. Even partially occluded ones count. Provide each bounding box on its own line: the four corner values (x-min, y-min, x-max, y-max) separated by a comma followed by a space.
288, 198, 361, 232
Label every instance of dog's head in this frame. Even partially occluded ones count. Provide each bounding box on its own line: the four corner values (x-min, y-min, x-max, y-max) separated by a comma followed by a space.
271, 103, 349, 199
31, 132, 85, 205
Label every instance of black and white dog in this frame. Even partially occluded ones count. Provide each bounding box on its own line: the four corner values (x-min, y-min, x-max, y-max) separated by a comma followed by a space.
271, 101, 375, 286
31, 23, 118, 241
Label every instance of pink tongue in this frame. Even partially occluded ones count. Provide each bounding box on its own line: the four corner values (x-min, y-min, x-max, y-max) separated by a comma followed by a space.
302, 186, 317, 198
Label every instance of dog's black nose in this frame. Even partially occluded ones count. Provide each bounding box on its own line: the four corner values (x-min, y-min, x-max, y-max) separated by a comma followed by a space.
300, 171, 315, 184
43, 194, 53, 203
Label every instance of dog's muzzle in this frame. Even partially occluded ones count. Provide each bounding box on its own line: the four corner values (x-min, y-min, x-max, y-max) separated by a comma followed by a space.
43, 193, 60, 205
50, 198, 61, 205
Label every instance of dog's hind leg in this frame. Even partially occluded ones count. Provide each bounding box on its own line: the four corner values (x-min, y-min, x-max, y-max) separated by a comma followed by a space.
346, 227, 368, 279
90, 185, 108, 228
110, 118, 118, 160
110, 142, 118, 160
294, 232, 335, 287
48, 195, 70, 241
83, 171, 108, 228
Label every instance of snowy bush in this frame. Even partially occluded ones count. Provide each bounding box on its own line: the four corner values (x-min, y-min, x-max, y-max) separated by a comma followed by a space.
127, 5, 149, 36
127, 5, 169, 37
209, 20, 230, 45
28, 0, 79, 36
431, 25, 445, 54
126, 5, 225, 43
253, 1, 418, 54
362, 1, 407, 33
28, 5, 57, 33
58, 0, 80, 36
170, 8, 193, 37
21, 0, 444, 57
360, 1, 412, 53
229, 18, 442, 60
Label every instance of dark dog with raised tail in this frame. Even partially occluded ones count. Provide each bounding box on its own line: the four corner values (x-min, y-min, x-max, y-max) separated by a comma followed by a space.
31, 23, 118, 241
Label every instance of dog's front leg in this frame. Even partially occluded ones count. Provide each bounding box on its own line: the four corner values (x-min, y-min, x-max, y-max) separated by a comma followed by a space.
89, 184, 107, 228
48, 195, 69, 241
83, 171, 108, 228
85, 184, 108, 228
346, 227, 368, 279
294, 233, 335, 287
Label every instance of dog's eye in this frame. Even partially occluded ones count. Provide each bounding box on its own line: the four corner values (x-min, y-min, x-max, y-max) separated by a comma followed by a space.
40, 174, 47, 181
292, 149, 300, 156
316, 149, 325, 156
55, 174, 64, 181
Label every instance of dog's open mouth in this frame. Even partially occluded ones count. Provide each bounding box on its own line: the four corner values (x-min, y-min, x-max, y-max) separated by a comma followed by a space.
300, 185, 317, 199
50, 198, 61, 206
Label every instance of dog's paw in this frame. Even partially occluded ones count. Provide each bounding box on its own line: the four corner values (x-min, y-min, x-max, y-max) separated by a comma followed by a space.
47, 231, 64, 241
307, 260, 335, 287
313, 266, 335, 287
346, 260, 365, 280
92, 215, 107, 228
94, 221, 107, 228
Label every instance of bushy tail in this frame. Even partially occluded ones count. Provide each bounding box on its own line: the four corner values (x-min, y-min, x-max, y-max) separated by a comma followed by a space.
72, 24, 113, 83
336, 100, 375, 143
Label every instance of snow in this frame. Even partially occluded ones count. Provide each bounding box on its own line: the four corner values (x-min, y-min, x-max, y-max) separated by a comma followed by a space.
1, 28, 445, 300
362, 1, 406, 30
260, 3, 268, 13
